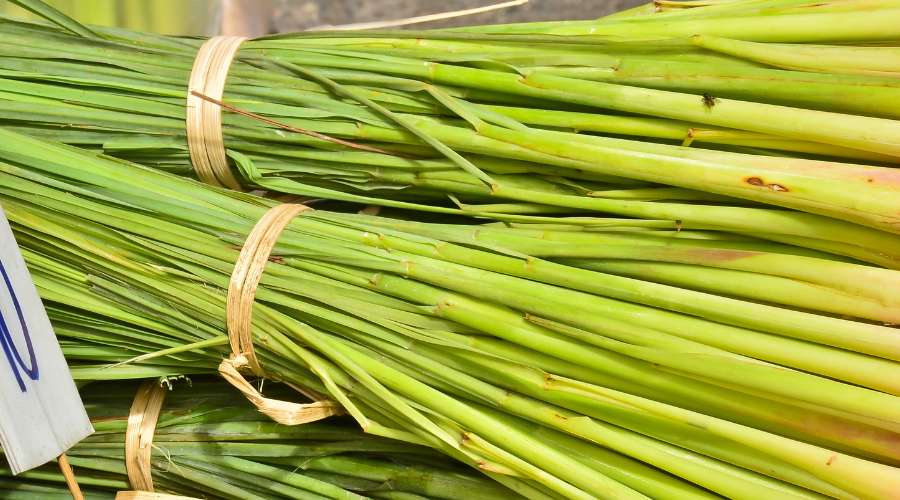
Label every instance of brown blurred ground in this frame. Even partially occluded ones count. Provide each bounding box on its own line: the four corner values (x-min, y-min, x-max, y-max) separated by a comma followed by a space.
268, 0, 645, 33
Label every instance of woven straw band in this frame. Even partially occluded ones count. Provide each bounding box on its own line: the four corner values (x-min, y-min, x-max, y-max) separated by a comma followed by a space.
219, 204, 342, 425
186, 36, 246, 190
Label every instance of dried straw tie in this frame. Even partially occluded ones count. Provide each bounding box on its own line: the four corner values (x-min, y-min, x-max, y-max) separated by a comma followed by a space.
187, 37, 340, 424
219, 203, 343, 425
119, 381, 199, 500
186, 36, 246, 190
123, 381, 167, 493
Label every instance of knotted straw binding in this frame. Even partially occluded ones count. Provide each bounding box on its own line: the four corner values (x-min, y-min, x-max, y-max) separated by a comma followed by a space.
119, 381, 199, 500
186, 36, 246, 190
220, 204, 342, 425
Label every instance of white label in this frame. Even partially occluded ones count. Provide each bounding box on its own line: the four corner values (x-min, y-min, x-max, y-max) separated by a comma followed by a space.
0, 205, 93, 474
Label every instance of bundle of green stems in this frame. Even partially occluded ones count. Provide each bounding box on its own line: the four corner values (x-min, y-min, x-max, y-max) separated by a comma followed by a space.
1, 1, 900, 498
0, 129, 898, 499
2, 378, 511, 500
0, 0, 899, 270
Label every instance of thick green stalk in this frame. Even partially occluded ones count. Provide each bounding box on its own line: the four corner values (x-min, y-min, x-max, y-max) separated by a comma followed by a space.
477, 123, 900, 235
564, 259, 899, 322
517, 71, 900, 158
483, 104, 897, 162
471, 6, 900, 42
529, 60, 900, 118
692, 35, 900, 77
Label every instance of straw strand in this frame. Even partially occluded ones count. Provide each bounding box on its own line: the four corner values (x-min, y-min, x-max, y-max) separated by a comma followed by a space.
58, 453, 84, 500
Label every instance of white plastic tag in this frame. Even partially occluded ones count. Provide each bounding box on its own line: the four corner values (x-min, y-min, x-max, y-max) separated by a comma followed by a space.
0, 205, 93, 474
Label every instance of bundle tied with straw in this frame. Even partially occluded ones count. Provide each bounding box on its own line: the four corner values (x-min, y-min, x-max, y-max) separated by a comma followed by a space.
1, 127, 899, 499
2, 378, 513, 500
2, 1, 900, 499
1, 0, 900, 270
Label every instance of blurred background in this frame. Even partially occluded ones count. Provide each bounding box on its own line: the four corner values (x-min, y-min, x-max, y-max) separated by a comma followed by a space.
0, 0, 645, 36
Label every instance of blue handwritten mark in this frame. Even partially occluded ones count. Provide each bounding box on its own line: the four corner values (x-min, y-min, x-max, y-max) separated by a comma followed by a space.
0, 260, 39, 392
